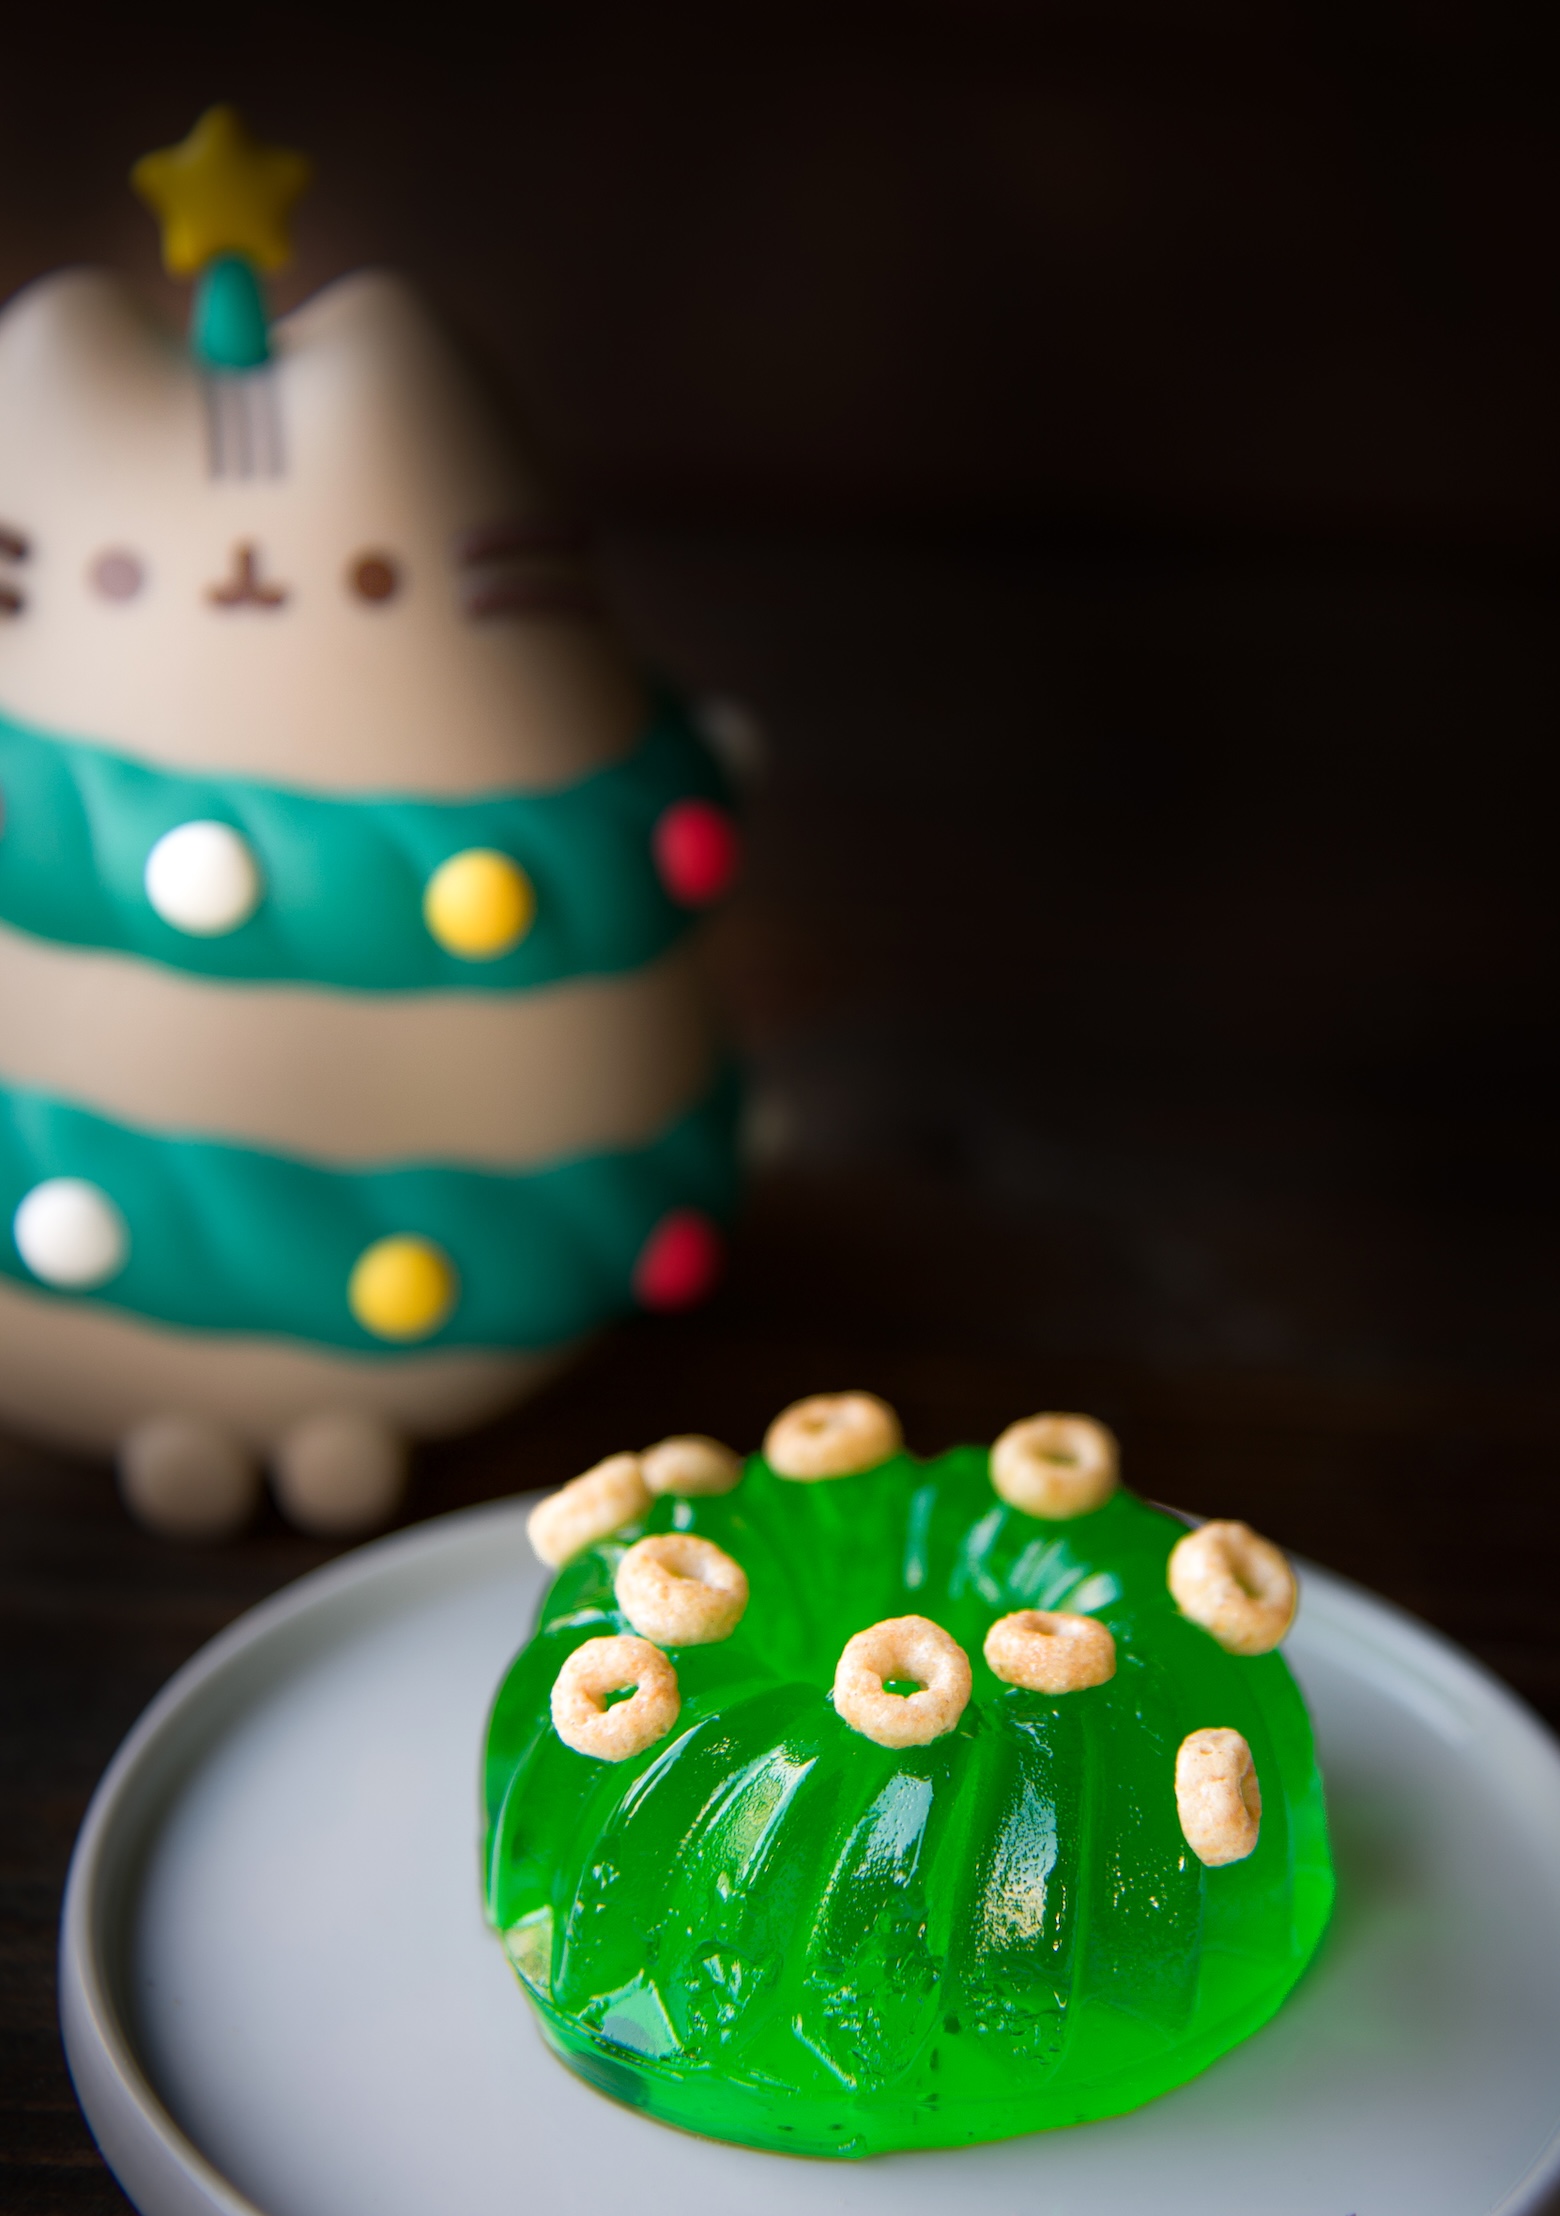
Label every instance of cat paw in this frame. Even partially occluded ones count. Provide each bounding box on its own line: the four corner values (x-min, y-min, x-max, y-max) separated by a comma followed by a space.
117, 1414, 262, 1541
270, 1409, 408, 1536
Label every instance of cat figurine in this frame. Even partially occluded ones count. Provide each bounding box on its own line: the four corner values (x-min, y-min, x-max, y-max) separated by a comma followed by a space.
0, 118, 742, 1538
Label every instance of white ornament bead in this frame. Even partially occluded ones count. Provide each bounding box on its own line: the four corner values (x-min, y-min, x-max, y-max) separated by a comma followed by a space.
12, 1177, 128, 1288
144, 820, 263, 936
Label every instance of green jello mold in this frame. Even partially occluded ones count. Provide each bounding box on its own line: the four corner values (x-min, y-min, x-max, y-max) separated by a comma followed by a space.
482, 1432, 1333, 2158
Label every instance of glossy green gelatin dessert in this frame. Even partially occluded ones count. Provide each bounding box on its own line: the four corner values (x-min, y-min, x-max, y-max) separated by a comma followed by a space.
483, 1397, 1333, 2158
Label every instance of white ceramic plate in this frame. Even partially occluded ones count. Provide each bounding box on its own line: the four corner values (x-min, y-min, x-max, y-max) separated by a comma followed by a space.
61, 1496, 1560, 2216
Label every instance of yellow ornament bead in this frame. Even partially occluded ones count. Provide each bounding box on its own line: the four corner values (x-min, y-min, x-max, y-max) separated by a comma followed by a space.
423, 849, 536, 960
348, 1236, 457, 1342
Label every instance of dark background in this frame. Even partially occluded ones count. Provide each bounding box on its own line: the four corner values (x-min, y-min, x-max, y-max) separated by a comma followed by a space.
4, 7, 1559, 2206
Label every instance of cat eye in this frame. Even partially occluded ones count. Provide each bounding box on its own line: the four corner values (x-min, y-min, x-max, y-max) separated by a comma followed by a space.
90, 549, 146, 602
348, 552, 400, 604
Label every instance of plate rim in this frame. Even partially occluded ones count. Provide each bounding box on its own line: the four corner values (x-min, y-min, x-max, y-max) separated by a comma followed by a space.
59, 1498, 528, 2216
57, 1497, 1560, 2216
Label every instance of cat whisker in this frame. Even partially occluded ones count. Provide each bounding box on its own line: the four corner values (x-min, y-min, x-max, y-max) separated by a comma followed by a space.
454, 520, 587, 567
0, 518, 24, 610
460, 572, 600, 622
455, 518, 597, 623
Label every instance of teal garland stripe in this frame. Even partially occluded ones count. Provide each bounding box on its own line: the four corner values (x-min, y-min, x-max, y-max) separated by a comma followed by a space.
0, 1070, 741, 1354
0, 694, 727, 993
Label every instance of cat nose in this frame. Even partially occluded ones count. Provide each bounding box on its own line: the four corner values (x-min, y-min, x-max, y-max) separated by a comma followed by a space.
208, 542, 287, 610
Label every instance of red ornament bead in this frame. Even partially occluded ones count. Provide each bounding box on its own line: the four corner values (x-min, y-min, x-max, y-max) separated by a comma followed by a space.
633, 1208, 725, 1312
653, 799, 741, 907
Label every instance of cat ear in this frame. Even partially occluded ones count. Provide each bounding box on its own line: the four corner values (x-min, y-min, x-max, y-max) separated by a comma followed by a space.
0, 270, 198, 486
273, 272, 550, 535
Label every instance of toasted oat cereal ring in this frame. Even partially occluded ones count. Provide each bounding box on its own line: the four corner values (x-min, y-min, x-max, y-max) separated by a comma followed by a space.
1175, 1726, 1262, 1866
1168, 1520, 1296, 1656
550, 1634, 681, 1761
527, 1451, 651, 1568
833, 1614, 972, 1748
640, 1433, 744, 1497
764, 1391, 902, 1480
989, 1412, 1119, 1520
615, 1532, 749, 1645
983, 1608, 1117, 1693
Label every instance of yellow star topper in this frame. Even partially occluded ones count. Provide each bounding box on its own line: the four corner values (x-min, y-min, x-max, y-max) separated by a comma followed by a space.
132, 106, 312, 278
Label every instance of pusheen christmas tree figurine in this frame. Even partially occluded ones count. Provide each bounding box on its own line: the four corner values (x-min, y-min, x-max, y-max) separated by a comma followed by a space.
0, 109, 742, 1539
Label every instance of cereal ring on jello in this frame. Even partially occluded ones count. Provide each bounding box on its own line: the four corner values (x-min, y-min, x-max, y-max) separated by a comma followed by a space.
615, 1532, 748, 1645
990, 1411, 1119, 1519
764, 1390, 902, 1479
834, 1615, 972, 1748
640, 1433, 743, 1496
1175, 1726, 1262, 1865
1168, 1520, 1296, 1656
984, 1608, 1116, 1693
551, 1635, 680, 1761
527, 1450, 650, 1568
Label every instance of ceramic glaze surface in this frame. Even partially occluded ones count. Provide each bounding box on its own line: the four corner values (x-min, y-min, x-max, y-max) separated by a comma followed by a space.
0, 201, 739, 1481
0, 1071, 738, 1350
483, 1452, 1334, 2157
0, 696, 727, 990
